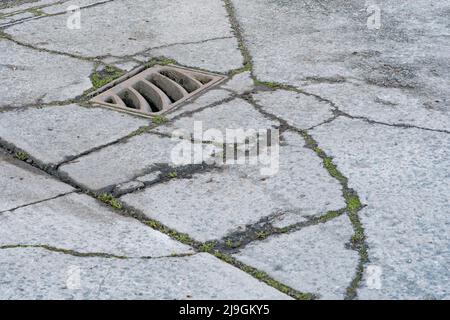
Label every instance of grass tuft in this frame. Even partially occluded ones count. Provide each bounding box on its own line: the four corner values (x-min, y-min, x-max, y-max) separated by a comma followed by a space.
15, 151, 29, 161
98, 193, 123, 209
90, 65, 125, 90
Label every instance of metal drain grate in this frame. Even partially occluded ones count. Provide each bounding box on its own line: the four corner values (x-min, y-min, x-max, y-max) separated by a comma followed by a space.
89, 65, 226, 118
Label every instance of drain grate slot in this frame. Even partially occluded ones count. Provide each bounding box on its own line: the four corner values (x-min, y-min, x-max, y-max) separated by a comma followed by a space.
89, 65, 226, 118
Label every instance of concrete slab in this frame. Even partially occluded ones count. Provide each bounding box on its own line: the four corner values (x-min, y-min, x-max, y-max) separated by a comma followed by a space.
154, 98, 280, 138
0, 193, 192, 257
145, 37, 243, 73
231, 0, 450, 131
58, 132, 210, 191
0, 156, 73, 212
121, 131, 345, 242
253, 90, 335, 130
5, 0, 236, 57
0, 249, 290, 300
311, 117, 450, 299
234, 215, 358, 300
0, 105, 148, 166
0, 40, 93, 108
166, 89, 233, 120
222, 71, 254, 94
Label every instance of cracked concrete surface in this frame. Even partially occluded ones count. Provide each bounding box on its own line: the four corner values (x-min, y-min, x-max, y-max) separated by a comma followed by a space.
0, 0, 448, 300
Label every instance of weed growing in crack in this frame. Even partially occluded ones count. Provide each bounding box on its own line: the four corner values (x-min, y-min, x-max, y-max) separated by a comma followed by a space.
144, 57, 177, 68
228, 64, 252, 77
152, 115, 168, 125
254, 80, 285, 90
98, 193, 123, 210
199, 241, 217, 252
15, 151, 29, 161
225, 239, 234, 248
346, 194, 362, 213
168, 171, 178, 179
255, 231, 269, 239
127, 126, 150, 138
214, 251, 315, 300
145, 220, 197, 247
90, 65, 125, 90
27, 8, 46, 16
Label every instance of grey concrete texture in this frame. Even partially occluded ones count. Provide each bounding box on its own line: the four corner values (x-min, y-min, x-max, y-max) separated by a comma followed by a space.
0, 104, 148, 166
311, 118, 450, 299
144, 37, 244, 73
0, 0, 56, 13
232, 0, 450, 132
234, 216, 359, 300
4, 0, 237, 57
154, 98, 280, 138
0, 156, 73, 212
222, 71, 254, 94
0, 40, 93, 108
0, 0, 449, 301
166, 89, 233, 120
0, 193, 193, 258
253, 90, 335, 130
121, 131, 345, 242
58, 132, 213, 191
0, 249, 291, 300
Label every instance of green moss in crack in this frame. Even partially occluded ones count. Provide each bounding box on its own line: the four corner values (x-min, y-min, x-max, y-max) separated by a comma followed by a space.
346, 194, 362, 213
214, 251, 315, 300
127, 125, 151, 138
145, 220, 196, 246
144, 57, 177, 68
152, 115, 168, 125
90, 65, 125, 90
228, 63, 252, 77
27, 8, 45, 16
199, 241, 217, 253
98, 193, 123, 210
317, 209, 344, 224
254, 80, 286, 90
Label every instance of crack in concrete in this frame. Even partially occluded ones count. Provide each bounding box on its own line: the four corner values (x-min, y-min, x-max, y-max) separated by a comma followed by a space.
0, 244, 197, 260
0, 33, 102, 63
240, 93, 369, 299
0, 0, 414, 300
0, 140, 316, 300
219, 1, 370, 299
0, 191, 75, 215
214, 208, 349, 254
251, 84, 450, 135
0, 0, 118, 27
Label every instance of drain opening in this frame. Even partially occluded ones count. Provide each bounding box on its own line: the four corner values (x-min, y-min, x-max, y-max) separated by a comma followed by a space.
89, 65, 226, 118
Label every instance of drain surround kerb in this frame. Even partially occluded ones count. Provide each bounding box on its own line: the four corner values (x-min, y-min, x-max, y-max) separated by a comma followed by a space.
89, 65, 227, 118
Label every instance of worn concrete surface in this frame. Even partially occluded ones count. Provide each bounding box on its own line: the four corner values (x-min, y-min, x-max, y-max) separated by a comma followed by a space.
0, 105, 148, 166
0, 156, 73, 212
0, 249, 290, 300
121, 131, 344, 242
232, 0, 450, 132
0, 193, 193, 258
0, 41, 93, 108
59, 132, 212, 191
234, 216, 358, 300
311, 118, 450, 299
0, 0, 448, 300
